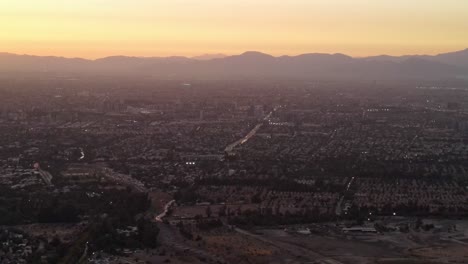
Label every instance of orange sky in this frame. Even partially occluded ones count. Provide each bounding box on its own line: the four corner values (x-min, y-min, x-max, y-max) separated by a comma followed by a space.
0, 0, 467, 58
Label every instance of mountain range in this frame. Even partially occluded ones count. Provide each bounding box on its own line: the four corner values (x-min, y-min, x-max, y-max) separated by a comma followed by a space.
0, 49, 467, 80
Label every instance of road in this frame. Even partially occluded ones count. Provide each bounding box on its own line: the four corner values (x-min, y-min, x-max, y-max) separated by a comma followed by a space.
225, 123, 263, 152
78, 242, 88, 264
37, 169, 53, 186
225, 107, 278, 153
101, 167, 147, 193
335, 176, 355, 216
154, 200, 226, 263
78, 147, 85, 161
155, 200, 175, 222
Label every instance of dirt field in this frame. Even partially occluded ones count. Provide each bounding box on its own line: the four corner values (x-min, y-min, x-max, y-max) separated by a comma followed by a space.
246, 219, 468, 264
15, 222, 87, 243
188, 231, 280, 264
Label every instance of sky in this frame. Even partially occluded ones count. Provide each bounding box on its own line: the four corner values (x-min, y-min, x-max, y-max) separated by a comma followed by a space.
0, 0, 467, 58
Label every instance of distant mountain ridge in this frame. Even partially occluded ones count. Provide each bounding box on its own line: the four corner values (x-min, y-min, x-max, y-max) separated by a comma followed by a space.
191, 53, 227, 60
0, 49, 467, 80
364, 48, 468, 68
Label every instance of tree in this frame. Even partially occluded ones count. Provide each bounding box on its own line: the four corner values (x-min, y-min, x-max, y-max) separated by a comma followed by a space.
415, 218, 423, 230
218, 205, 227, 217
205, 206, 212, 218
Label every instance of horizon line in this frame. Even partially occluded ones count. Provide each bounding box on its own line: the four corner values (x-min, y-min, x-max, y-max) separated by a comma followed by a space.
1, 48, 467, 61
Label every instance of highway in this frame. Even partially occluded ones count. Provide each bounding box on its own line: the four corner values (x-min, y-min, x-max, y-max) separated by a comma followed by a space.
224, 107, 277, 153
335, 176, 355, 216
225, 123, 263, 152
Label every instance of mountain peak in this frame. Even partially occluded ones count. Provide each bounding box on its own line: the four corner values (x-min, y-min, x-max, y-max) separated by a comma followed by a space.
239, 51, 274, 58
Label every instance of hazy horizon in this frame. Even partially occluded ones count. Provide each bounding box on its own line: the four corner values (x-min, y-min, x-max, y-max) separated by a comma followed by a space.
1, 48, 467, 60
1, 0, 467, 59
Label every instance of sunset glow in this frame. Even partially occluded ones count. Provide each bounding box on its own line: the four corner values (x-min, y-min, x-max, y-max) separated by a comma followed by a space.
0, 0, 467, 58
